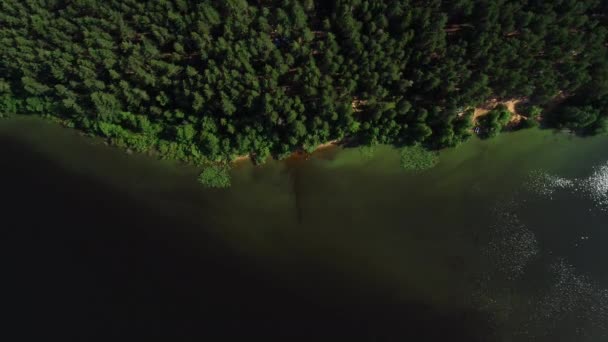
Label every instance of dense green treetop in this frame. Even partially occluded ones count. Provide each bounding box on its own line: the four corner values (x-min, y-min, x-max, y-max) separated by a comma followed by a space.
1, 0, 607, 164
478, 104, 511, 138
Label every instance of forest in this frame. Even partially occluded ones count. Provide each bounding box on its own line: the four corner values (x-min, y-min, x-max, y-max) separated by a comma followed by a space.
1, 0, 608, 166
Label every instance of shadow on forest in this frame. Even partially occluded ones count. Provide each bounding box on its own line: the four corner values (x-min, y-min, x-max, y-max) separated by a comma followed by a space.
0, 136, 492, 341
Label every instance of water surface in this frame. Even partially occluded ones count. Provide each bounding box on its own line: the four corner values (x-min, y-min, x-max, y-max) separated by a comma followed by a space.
2, 117, 608, 341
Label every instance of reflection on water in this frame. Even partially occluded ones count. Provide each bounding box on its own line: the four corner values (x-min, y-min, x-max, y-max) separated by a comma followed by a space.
527, 171, 576, 197
476, 165, 608, 341
583, 163, 608, 210
2, 117, 608, 341
535, 260, 608, 337
484, 208, 539, 280
527, 162, 608, 210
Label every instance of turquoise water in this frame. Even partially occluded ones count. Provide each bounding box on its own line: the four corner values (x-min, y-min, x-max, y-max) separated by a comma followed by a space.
2, 117, 608, 341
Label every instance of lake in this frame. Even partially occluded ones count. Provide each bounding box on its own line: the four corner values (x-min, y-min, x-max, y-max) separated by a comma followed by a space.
2, 116, 608, 341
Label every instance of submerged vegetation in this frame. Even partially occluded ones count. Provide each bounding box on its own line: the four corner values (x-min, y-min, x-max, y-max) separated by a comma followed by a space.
198, 165, 231, 188
358, 145, 377, 160
1, 0, 608, 173
400, 145, 439, 172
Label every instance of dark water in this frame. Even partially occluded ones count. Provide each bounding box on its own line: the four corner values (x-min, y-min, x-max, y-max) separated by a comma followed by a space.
2, 117, 608, 341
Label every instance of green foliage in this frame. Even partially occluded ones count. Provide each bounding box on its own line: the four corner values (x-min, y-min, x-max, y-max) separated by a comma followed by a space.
520, 105, 542, 128
479, 105, 512, 138
528, 106, 543, 120
453, 109, 475, 141
0, 0, 606, 163
198, 165, 231, 188
0, 95, 19, 115
559, 106, 600, 131
400, 145, 439, 172
548, 89, 608, 134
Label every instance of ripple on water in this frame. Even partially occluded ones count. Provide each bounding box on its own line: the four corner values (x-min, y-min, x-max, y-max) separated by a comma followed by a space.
580, 163, 608, 211
475, 182, 608, 341
484, 206, 539, 280
526, 170, 575, 197
529, 259, 608, 339
526, 162, 608, 211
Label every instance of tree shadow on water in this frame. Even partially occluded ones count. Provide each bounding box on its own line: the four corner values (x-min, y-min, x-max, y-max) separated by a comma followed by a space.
0, 137, 493, 342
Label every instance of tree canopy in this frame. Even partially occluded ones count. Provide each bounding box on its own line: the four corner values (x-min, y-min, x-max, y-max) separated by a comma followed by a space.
478, 105, 512, 138
1, 0, 607, 163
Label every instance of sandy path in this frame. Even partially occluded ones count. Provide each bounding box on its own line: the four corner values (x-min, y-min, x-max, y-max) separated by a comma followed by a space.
473, 98, 526, 125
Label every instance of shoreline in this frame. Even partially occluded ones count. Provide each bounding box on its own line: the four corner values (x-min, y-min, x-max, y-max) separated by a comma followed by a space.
232, 139, 341, 164
238, 94, 571, 165
3, 96, 566, 169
